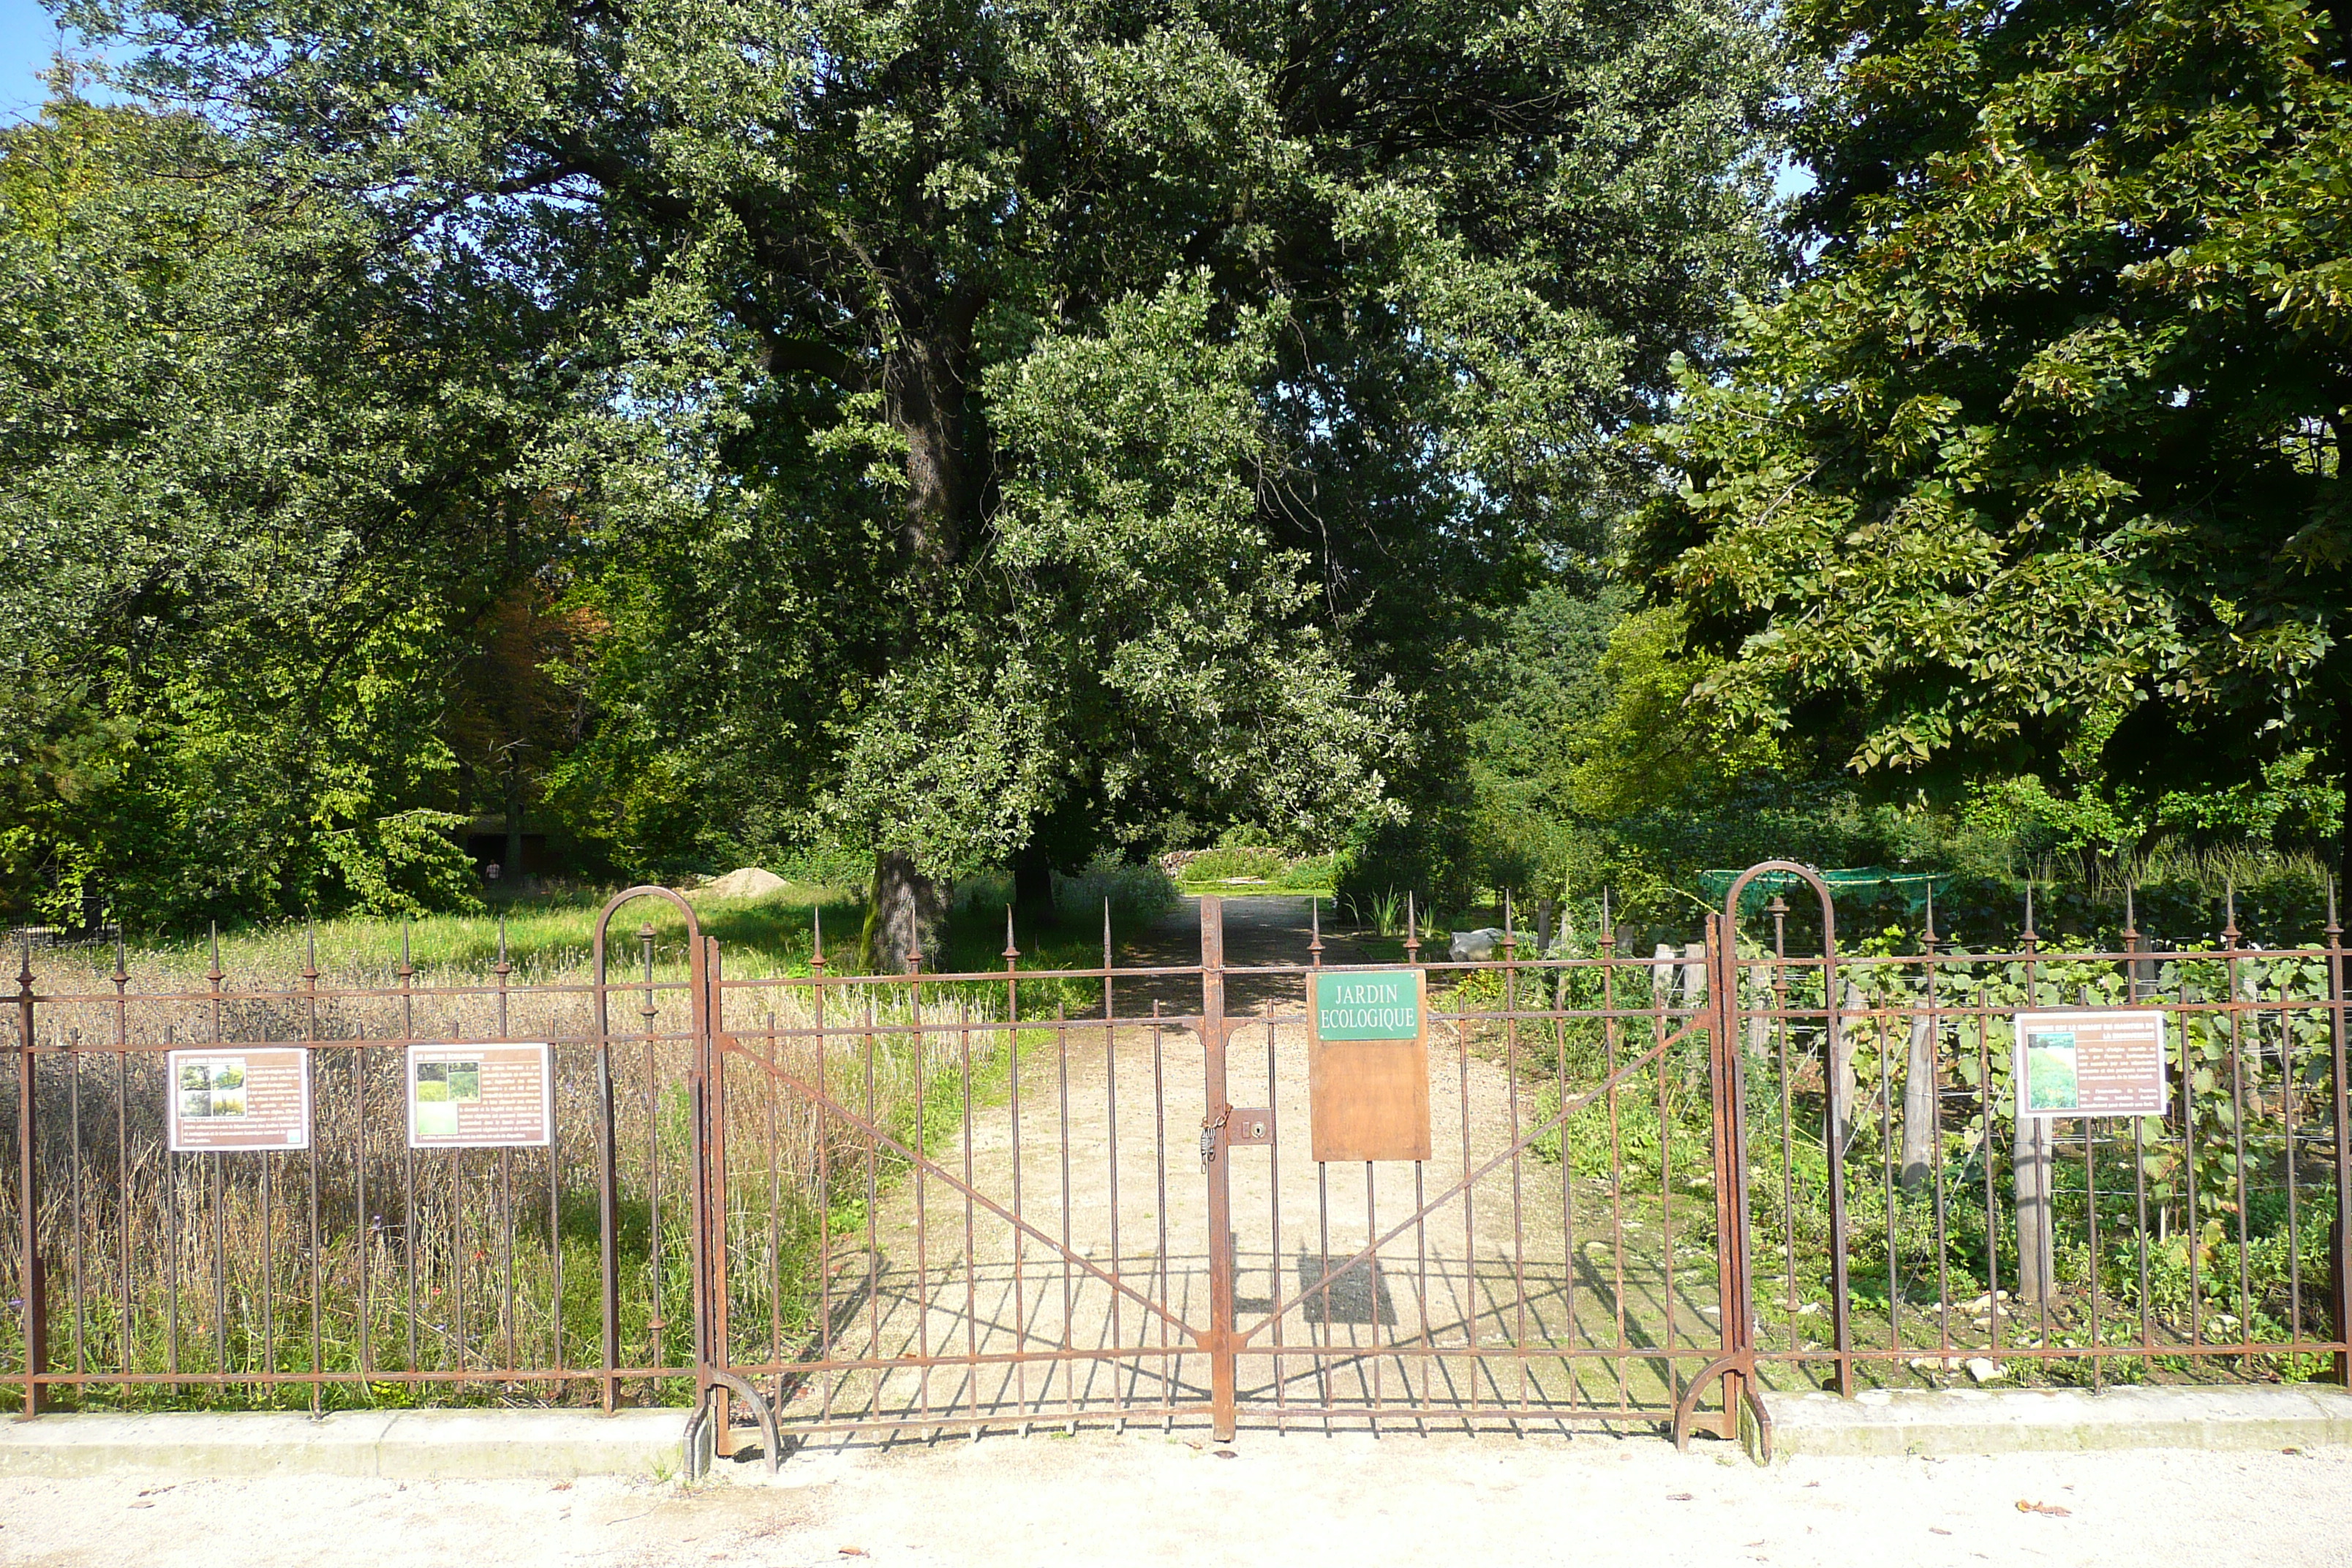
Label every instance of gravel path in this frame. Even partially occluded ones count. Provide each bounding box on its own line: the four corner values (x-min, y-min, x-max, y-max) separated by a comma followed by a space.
6, 1438, 2347, 1567
776, 895, 1719, 1434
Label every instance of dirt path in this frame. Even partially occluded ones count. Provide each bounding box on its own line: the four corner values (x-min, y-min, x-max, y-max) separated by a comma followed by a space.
8, 1441, 2347, 1568
777, 897, 1721, 1436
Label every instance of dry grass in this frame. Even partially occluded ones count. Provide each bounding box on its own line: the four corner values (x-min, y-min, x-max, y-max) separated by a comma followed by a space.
0, 938, 1032, 1411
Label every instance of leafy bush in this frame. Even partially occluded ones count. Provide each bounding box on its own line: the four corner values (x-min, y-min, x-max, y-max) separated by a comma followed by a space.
318, 810, 485, 919
1275, 853, 1339, 890
1054, 856, 1180, 924
1180, 845, 1288, 883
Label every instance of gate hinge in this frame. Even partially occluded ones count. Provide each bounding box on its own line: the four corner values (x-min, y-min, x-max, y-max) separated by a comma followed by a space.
1200, 1103, 1231, 1169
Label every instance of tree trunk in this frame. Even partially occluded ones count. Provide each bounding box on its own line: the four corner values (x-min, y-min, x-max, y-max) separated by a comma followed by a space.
884, 309, 976, 569
1012, 837, 1057, 928
2334, 693, 2352, 910
857, 302, 979, 977
867, 850, 944, 973
503, 756, 524, 880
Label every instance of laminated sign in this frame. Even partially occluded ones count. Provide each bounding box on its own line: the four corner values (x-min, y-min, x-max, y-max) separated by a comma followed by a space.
1308, 970, 1432, 1162
407, 1042, 556, 1149
167, 1047, 312, 1153
2013, 1011, 2168, 1117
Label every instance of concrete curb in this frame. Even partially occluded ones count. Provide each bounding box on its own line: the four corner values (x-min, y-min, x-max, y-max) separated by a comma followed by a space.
1754, 1384, 2352, 1460
0, 1409, 689, 1480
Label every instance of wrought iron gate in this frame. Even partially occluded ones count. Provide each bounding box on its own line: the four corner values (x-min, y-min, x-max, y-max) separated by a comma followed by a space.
693, 895, 1746, 1454
7, 867, 2345, 1461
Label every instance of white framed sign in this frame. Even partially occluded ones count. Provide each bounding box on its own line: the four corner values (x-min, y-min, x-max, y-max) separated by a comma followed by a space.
167, 1047, 312, 1152
406, 1042, 555, 1148
2014, 1010, 2169, 1117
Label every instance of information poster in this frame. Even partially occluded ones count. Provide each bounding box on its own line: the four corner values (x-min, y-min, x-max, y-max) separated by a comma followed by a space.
1307, 969, 1432, 1163
2013, 1010, 2168, 1117
167, 1047, 312, 1152
407, 1042, 555, 1149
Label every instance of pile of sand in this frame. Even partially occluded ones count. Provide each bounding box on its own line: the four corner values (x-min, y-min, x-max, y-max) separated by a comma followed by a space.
690, 867, 789, 900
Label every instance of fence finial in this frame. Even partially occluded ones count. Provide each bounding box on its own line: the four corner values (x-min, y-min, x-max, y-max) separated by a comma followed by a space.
304, 914, 318, 979
208, 921, 223, 982
399, 917, 412, 979
2223, 878, 2240, 947
1003, 905, 1020, 967
497, 909, 508, 967
2123, 882, 2138, 945
1599, 886, 1615, 947
1102, 897, 1113, 973
1921, 881, 1938, 949
2020, 883, 2036, 948
810, 903, 825, 969
1308, 895, 1324, 966
1403, 892, 1420, 960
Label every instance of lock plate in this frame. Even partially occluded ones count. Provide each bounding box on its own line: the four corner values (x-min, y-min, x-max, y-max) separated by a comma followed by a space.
1226, 1107, 1275, 1146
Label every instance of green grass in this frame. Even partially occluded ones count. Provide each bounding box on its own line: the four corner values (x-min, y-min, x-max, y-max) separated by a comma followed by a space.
95, 872, 1181, 992
104, 882, 863, 987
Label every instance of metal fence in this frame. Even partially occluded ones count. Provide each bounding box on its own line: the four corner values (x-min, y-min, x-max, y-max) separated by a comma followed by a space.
1726, 862, 2351, 1436
4, 867, 2345, 1460
0, 896, 715, 1414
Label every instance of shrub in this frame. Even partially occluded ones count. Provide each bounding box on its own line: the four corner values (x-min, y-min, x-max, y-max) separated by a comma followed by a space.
1054, 856, 1180, 923
1179, 845, 1287, 883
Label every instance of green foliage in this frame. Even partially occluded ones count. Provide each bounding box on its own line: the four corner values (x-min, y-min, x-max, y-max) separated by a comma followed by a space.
317, 810, 486, 921
1627, 0, 2352, 866
0, 99, 561, 927
51, 0, 1786, 927
1179, 846, 1289, 883
1051, 856, 1183, 927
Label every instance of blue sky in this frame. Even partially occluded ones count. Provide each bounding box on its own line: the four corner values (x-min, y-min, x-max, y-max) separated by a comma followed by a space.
1, 0, 98, 123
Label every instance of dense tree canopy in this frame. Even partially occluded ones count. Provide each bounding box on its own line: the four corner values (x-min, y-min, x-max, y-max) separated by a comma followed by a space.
1629, 0, 2352, 879
20, 0, 1785, 952
0, 99, 558, 925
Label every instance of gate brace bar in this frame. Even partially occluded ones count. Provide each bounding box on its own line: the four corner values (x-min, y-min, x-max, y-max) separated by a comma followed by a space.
1671, 1354, 1772, 1461
691, 1368, 782, 1479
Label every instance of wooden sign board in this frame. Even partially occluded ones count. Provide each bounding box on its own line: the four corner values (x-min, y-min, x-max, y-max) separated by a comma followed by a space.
407, 1042, 555, 1148
167, 1047, 312, 1153
2014, 1011, 2168, 1117
1308, 970, 1431, 1162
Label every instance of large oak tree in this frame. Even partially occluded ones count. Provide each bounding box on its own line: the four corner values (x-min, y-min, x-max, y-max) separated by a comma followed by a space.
67, 0, 1784, 957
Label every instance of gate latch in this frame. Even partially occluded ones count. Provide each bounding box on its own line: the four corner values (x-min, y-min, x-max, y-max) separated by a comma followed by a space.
1226, 1108, 1273, 1147
1200, 1104, 1231, 1169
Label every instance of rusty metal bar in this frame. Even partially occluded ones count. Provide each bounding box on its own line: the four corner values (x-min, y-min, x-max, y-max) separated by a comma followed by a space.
1200, 897, 1235, 1441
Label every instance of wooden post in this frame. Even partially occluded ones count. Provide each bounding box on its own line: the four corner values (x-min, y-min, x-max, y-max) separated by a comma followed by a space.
2014, 1114, 2055, 1305
1899, 1014, 1937, 1190
1680, 942, 1708, 1007
1828, 982, 1863, 1158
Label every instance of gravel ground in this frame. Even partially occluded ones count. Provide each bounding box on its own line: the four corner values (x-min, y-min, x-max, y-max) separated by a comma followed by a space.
4, 1431, 2347, 1567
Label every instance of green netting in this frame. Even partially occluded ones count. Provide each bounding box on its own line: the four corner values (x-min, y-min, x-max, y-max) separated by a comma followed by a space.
1695, 865, 1950, 915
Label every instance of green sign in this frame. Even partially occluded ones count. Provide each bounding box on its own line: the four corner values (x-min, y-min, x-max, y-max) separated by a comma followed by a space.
1313, 970, 1421, 1041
